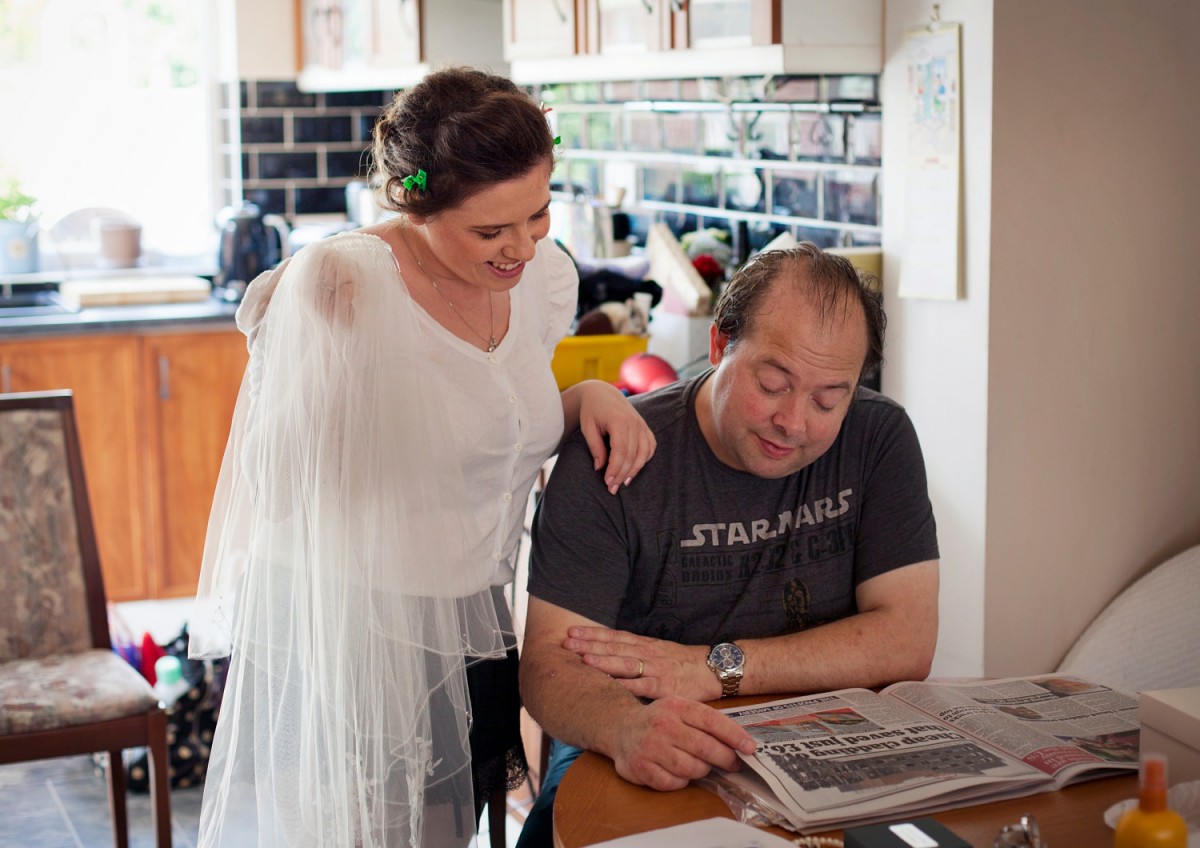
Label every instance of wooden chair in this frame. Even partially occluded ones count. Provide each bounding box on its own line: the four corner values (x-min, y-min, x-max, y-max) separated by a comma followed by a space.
0, 390, 171, 848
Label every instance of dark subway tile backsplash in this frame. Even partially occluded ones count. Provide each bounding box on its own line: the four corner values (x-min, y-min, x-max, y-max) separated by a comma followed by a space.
258, 151, 319, 180
295, 115, 353, 143
244, 187, 287, 216
228, 79, 389, 219
240, 116, 285, 144
256, 81, 316, 109
357, 114, 380, 142
326, 150, 369, 179
294, 186, 348, 215
327, 90, 391, 108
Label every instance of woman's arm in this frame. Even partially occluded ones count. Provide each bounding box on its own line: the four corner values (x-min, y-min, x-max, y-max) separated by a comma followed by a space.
560, 380, 656, 494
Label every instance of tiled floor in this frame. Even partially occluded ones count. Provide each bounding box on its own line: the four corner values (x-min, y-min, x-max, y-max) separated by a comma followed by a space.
0, 755, 202, 848
0, 755, 529, 847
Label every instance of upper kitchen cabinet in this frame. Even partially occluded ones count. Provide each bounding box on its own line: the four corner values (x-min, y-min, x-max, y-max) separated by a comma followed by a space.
503, 0, 579, 61
296, 0, 508, 92
585, 0, 669, 56
507, 0, 882, 83
675, 0, 777, 50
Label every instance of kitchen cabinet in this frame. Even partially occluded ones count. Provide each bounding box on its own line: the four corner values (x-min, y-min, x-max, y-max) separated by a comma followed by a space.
298, 0, 419, 77
676, 0, 776, 50
0, 326, 247, 601
586, 0, 668, 55
140, 331, 247, 598
503, 0, 579, 61
295, 0, 507, 92
0, 335, 148, 599
506, 0, 882, 83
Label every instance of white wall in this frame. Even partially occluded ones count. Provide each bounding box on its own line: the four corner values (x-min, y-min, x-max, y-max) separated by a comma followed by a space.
883, 0, 1200, 677
985, 0, 1200, 675
881, 0, 994, 677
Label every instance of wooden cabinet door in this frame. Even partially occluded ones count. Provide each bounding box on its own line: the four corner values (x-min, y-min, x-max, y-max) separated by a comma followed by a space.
505, 0, 578, 60
587, 0, 667, 54
141, 330, 248, 598
368, 0, 421, 68
675, 0, 777, 50
0, 335, 148, 600
299, 0, 420, 72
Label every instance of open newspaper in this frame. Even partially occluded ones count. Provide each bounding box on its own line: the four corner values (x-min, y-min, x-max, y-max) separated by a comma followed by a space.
711, 674, 1139, 834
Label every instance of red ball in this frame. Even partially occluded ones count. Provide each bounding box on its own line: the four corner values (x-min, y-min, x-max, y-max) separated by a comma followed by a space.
618, 353, 678, 395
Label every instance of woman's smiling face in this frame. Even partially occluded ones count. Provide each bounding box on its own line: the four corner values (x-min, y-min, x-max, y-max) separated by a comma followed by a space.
412, 160, 554, 293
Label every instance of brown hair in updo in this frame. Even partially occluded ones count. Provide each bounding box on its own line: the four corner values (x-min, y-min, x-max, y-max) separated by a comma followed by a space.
371, 67, 556, 218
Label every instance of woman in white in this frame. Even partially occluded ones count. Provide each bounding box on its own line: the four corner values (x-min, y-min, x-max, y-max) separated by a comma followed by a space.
190, 67, 655, 847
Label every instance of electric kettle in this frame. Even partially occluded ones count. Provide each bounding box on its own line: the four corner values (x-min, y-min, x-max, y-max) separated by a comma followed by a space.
214, 202, 290, 301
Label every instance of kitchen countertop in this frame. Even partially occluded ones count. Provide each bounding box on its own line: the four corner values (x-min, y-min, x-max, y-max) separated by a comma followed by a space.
0, 296, 241, 338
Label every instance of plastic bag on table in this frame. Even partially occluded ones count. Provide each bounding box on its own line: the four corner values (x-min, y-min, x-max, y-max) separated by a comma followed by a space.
695, 768, 799, 832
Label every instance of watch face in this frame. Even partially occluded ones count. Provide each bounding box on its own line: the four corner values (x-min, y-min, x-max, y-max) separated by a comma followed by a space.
709, 642, 744, 672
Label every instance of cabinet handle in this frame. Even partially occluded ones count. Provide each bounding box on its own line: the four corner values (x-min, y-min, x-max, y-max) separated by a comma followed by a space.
1, 363, 10, 394
158, 355, 170, 401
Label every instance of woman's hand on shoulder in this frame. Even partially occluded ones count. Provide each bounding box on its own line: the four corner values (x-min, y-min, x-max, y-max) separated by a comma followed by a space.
574, 381, 656, 494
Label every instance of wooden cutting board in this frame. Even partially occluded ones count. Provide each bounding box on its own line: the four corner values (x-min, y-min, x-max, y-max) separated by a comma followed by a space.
60, 276, 212, 307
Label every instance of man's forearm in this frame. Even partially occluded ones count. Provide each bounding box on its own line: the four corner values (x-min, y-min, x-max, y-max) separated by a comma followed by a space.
740, 608, 934, 695
740, 561, 938, 695
520, 618, 646, 760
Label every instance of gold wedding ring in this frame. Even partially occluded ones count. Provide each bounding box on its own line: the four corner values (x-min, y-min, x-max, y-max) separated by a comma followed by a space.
635, 659, 645, 679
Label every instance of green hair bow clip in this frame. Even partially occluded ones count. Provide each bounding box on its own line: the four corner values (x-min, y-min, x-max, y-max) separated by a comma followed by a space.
402, 168, 427, 192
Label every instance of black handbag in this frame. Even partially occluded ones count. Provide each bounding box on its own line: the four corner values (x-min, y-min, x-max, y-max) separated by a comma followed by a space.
123, 625, 228, 792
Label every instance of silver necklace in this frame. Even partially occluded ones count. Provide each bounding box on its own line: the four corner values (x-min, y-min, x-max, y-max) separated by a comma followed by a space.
401, 228, 498, 352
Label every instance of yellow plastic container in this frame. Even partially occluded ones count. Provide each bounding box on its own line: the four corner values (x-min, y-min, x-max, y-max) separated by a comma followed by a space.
551, 334, 649, 390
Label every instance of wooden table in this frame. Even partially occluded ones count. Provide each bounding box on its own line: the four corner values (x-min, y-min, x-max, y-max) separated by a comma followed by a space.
553, 748, 1137, 847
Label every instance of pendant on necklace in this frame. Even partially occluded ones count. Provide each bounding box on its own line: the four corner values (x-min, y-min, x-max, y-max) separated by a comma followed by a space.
487, 338, 498, 353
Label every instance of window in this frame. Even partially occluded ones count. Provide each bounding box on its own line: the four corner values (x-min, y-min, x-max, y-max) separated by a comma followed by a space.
0, 0, 221, 257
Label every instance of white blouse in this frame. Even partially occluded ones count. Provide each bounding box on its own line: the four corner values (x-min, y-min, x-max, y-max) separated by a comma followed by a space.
404, 237, 577, 584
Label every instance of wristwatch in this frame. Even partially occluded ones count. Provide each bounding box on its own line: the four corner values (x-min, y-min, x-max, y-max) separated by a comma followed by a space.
706, 642, 745, 698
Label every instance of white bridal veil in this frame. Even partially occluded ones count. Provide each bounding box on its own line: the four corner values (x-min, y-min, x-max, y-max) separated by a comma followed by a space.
191, 234, 507, 847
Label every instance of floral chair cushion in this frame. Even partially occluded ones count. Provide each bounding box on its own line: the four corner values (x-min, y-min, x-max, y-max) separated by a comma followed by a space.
0, 408, 94, 662
0, 649, 159, 735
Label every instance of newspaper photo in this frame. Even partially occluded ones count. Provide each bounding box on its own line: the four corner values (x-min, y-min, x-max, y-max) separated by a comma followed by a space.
714, 674, 1139, 833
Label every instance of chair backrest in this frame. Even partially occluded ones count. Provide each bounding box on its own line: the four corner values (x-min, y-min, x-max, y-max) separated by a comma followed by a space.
0, 391, 110, 662
1056, 543, 1200, 693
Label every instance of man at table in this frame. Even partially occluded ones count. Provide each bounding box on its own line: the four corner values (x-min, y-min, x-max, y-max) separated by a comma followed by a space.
516, 243, 940, 848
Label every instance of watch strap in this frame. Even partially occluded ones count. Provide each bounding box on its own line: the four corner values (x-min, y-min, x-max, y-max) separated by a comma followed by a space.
719, 672, 741, 698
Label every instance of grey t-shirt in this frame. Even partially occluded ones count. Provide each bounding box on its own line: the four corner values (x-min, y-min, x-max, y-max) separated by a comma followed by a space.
528, 372, 939, 646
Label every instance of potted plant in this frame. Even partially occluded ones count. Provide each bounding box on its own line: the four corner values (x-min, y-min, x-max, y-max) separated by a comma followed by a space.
0, 176, 40, 274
